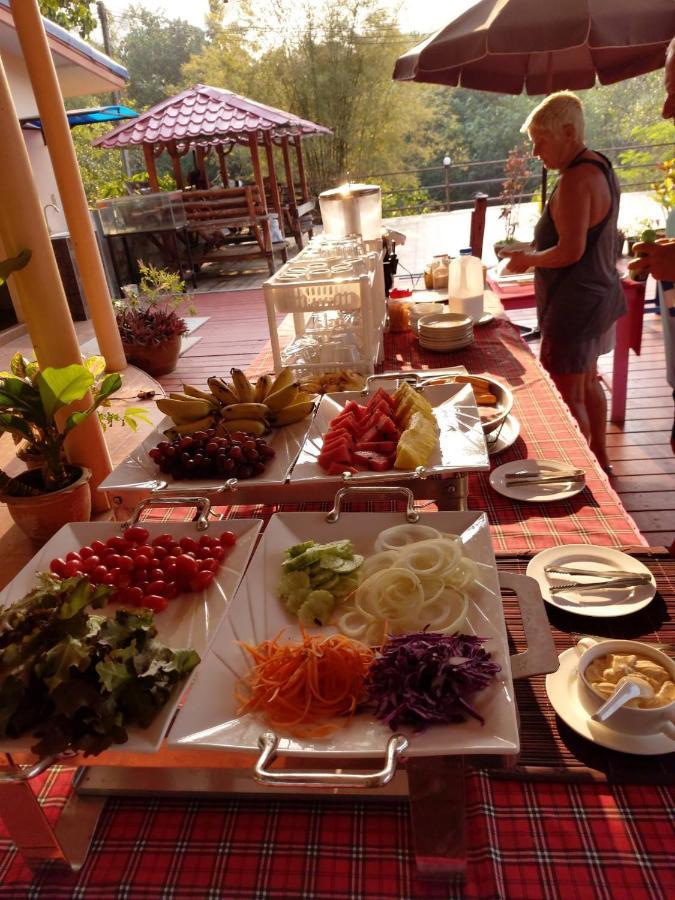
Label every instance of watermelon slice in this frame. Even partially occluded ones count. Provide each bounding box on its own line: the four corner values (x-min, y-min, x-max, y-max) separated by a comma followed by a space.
326, 462, 358, 476
354, 440, 397, 453
352, 450, 393, 472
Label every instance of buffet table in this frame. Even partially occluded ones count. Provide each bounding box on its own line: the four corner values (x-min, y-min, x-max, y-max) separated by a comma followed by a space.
486, 273, 647, 424
0, 317, 672, 899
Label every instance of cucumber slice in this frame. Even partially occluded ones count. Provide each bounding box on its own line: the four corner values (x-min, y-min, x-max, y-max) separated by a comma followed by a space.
278, 570, 311, 597
287, 540, 315, 558
285, 587, 311, 615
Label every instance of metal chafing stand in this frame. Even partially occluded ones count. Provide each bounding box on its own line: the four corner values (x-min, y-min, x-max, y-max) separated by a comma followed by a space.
0, 488, 558, 878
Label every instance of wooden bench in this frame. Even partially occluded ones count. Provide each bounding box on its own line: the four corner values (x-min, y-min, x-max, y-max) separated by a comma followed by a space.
182, 186, 287, 275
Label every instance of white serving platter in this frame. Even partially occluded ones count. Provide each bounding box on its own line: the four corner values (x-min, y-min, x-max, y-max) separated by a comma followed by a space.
99, 415, 313, 494
0, 517, 262, 755
289, 382, 489, 484
168, 510, 519, 759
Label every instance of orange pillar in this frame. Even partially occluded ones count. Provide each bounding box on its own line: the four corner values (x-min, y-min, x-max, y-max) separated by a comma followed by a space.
0, 53, 112, 509
143, 143, 160, 192
10, 0, 126, 374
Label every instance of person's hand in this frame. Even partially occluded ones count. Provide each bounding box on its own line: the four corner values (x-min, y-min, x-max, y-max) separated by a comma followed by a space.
498, 249, 532, 274
628, 238, 675, 282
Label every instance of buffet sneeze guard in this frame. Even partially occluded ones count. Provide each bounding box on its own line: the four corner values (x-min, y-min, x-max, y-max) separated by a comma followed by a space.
0, 490, 558, 878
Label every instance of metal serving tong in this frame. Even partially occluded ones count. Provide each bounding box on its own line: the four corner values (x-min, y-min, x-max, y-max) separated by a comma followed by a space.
548, 576, 651, 594
505, 468, 585, 485
544, 564, 652, 581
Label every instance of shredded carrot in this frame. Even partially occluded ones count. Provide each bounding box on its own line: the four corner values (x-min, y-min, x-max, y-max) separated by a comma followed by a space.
236, 629, 374, 738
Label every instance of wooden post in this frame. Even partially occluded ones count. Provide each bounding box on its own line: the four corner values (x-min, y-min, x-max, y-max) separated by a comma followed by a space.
294, 134, 310, 203
281, 136, 295, 202
10, 0, 126, 376
0, 50, 112, 507
263, 130, 285, 237
248, 132, 267, 211
168, 144, 185, 190
143, 143, 160, 192
216, 145, 229, 187
196, 146, 210, 188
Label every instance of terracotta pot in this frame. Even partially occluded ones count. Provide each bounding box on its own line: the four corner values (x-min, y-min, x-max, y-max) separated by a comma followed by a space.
1, 465, 92, 543
122, 333, 182, 377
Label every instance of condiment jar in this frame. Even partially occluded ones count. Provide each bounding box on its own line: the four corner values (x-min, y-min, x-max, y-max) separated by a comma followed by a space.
431, 254, 449, 290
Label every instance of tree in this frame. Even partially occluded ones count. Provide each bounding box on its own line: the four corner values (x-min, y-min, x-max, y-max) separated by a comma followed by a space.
117, 6, 206, 110
38, 0, 96, 37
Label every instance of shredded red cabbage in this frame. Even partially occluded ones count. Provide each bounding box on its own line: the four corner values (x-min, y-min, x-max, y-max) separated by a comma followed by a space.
364, 632, 501, 731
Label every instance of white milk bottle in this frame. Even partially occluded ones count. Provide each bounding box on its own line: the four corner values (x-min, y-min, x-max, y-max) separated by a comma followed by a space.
448, 250, 484, 322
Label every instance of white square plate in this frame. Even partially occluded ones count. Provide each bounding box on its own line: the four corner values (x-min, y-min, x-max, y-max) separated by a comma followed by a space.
168, 510, 519, 759
99, 416, 312, 493
0, 518, 262, 754
289, 383, 489, 484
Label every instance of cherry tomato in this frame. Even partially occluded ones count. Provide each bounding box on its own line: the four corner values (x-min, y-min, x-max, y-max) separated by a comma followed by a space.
179, 537, 199, 555
198, 535, 216, 549
145, 579, 168, 597
210, 545, 226, 563
90, 540, 107, 555
135, 544, 155, 560
102, 572, 117, 587
121, 586, 144, 606
65, 551, 82, 563
124, 526, 150, 545
105, 553, 122, 570
163, 582, 179, 600
190, 570, 215, 591
64, 561, 84, 578
50, 557, 68, 577
112, 569, 129, 588
219, 531, 237, 547
199, 558, 218, 573
117, 555, 134, 572
149, 567, 164, 581
134, 554, 151, 570
90, 565, 109, 584
79, 546, 96, 559
152, 545, 168, 561
82, 555, 102, 573
106, 536, 127, 552
167, 544, 182, 557
175, 555, 198, 579
143, 594, 169, 613
151, 533, 174, 548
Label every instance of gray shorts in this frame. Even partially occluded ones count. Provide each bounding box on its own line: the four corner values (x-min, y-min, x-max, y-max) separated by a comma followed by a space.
540, 323, 616, 375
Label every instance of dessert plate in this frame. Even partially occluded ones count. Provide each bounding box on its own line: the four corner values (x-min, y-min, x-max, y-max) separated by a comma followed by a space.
526, 544, 656, 617
490, 459, 586, 503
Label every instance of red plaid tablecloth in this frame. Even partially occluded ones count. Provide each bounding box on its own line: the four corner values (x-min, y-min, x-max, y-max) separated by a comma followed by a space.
1, 318, 671, 899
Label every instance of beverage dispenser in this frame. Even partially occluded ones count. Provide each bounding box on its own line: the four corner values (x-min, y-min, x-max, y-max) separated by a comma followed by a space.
319, 183, 382, 242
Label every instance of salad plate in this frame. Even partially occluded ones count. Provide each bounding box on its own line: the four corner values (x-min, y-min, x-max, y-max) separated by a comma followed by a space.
99, 415, 312, 494
289, 382, 489, 484
0, 518, 262, 754
168, 510, 519, 759
545, 648, 673, 755
527, 545, 656, 617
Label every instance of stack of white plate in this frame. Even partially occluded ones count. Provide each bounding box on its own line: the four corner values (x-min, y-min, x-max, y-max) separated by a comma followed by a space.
409, 302, 445, 333
417, 312, 474, 351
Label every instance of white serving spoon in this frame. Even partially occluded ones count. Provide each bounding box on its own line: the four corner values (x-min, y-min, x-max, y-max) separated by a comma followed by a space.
591, 676, 654, 723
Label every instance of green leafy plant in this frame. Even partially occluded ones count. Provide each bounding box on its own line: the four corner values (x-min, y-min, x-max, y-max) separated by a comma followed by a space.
115, 262, 194, 349
653, 157, 675, 214
0, 356, 124, 496
98, 170, 176, 201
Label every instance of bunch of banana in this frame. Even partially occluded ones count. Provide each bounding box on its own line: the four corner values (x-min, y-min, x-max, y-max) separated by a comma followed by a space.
299, 369, 366, 394
156, 392, 219, 436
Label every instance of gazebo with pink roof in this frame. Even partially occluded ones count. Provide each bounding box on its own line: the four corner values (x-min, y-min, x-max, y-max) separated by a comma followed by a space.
94, 84, 332, 245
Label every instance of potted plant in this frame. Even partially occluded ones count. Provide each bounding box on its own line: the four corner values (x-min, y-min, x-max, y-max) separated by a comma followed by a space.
0, 358, 123, 542
115, 262, 194, 377
494, 143, 532, 259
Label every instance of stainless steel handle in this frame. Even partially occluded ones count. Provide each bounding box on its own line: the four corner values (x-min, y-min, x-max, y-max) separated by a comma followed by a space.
326, 486, 419, 523
254, 732, 409, 788
499, 572, 559, 679
0, 754, 56, 784
123, 496, 212, 531
364, 371, 420, 392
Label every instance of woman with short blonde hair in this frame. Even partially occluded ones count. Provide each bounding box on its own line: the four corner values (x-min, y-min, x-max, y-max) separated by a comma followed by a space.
501, 91, 625, 473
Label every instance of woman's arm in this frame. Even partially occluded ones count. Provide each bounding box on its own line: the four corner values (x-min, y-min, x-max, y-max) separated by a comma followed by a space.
501, 168, 593, 273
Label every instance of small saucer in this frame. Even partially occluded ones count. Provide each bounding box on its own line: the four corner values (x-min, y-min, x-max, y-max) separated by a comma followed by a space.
474, 311, 495, 326
487, 414, 520, 455
545, 648, 675, 756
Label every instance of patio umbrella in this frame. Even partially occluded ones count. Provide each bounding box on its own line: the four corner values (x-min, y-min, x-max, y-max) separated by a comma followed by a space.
393, 0, 675, 94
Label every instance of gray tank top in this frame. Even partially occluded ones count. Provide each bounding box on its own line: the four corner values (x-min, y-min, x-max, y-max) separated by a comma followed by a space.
534, 151, 626, 341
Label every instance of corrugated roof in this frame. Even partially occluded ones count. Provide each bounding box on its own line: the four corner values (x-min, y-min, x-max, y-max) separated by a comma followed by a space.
0, 0, 128, 81
93, 84, 332, 149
